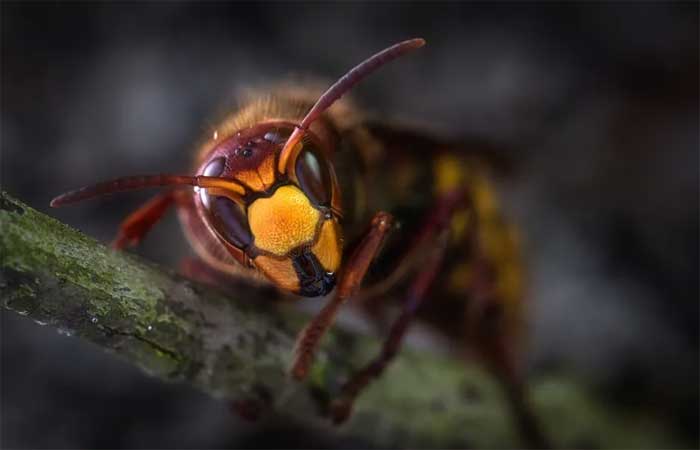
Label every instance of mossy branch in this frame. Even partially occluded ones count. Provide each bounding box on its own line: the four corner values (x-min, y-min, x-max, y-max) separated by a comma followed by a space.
0, 191, 687, 449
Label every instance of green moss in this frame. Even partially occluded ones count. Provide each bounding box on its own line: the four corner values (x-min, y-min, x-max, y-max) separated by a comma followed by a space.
533, 376, 681, 449
347, 351, 519, 448
0, 193, 196, 380
1, 205, 161, 312
1, 192, 693, 449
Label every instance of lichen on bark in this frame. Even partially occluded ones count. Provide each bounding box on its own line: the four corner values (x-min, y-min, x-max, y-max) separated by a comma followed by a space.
0, 191, 689, 449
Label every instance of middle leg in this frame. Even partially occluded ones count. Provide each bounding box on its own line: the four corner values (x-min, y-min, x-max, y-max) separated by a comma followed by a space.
329, 190, 466, 423
330, 233, 449, 423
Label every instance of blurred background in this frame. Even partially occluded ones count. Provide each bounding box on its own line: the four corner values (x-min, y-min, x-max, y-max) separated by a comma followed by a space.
1, 2, 697, 448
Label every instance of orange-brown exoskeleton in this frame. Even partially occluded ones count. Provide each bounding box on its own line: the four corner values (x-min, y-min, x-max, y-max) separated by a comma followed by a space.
51, 39, 548, 447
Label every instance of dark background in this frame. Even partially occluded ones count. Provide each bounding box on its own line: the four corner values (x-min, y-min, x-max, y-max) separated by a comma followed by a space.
1, 2, 698, 448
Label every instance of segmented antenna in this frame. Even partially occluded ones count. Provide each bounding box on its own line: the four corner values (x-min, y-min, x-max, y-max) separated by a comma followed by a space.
50, 174, 246, 207
51, 38, 426, 208
277, 38, 426, 173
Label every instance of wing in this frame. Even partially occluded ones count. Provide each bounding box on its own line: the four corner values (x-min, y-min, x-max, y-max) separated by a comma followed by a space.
364, 120, 518, 178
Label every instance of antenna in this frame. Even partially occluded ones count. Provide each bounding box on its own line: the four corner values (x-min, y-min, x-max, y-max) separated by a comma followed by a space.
277, 38, 426, 173
50, 174, 245, 207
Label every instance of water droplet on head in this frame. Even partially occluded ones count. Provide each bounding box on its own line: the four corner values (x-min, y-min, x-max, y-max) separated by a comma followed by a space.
147, 325, 153, 331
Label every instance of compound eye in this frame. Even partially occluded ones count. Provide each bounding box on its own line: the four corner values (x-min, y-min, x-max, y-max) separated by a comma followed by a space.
264, 127, 292, 145
263, 131, 283, 144
199, 157, 252, 249
295, 147, 331, 207
203, 156, 225, 177
198, 157, 226, 208
207, 196, 253, 249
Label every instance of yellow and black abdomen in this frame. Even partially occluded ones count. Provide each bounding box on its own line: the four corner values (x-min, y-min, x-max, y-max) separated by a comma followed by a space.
433, 153, 526, 344
348, 123, 526, 347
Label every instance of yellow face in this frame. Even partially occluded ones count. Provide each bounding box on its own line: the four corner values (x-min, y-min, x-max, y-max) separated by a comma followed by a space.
248, 185, 320, 257
198, 122, 343, 297
248, 185, 341, 296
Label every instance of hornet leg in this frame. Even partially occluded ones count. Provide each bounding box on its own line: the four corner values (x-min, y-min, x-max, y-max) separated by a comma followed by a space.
291, 211, 394, 380
112, 190, 175, 249
329, 190, 465, 423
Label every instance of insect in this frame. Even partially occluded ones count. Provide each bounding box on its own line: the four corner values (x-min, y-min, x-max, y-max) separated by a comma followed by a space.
51, 38, 547, 446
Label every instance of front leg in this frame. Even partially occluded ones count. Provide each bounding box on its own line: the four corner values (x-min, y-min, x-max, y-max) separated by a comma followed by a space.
328, 190, 466, 423
330, 233, 449, 423
112, 190, 175, 249
291, 211, 394, 380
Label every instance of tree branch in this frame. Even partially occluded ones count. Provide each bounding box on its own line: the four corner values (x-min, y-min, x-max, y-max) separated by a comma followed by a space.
0, 191, 687, 448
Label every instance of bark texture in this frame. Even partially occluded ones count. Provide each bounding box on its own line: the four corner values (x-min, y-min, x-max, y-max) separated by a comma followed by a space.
0, 191, 685, 448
